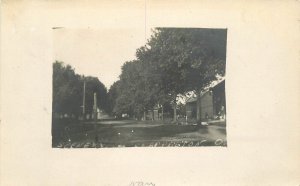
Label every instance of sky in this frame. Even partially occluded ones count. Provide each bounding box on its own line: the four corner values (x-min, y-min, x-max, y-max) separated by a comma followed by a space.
53, 28, 152, 89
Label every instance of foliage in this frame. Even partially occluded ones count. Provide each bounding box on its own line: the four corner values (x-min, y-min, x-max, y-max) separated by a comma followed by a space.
109, 28, 227, 120
112, 60, 148, 118
84, 76, 109, 114
107, 80, 120, 115
52, 61, 109, 118
53, 61, 82, 116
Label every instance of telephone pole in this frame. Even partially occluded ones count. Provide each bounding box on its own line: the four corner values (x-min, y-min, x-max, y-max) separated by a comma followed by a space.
82, 80, 86, 120
93, 92, 97, 121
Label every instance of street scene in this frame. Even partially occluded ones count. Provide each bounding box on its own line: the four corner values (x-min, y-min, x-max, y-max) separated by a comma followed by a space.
52, 28, 227, 148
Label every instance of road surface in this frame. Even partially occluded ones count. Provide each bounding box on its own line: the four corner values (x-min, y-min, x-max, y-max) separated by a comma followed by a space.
52, 119, 226, 148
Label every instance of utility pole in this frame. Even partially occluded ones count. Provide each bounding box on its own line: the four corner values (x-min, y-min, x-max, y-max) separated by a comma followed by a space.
93, 92, 97, 121
82, 79, 86, 120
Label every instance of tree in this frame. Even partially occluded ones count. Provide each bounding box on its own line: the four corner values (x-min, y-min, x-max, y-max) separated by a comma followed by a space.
109, 28, 226, 122
107, 80, 120, 115
84, 76, 109, 114
52, 61, 81, 117
112, 60, 148, 119
136, 28, 227, 122
52, 61, 109, 119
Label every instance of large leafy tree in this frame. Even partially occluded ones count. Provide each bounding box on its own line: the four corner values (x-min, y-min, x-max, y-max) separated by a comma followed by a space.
84, 76, 109, 114
107, 80, 120, 115
137, 28, 227, 121
109, 28, 226, 122
52, 61, 109, 118
112, 60, 148, 119
113, 58, 174, 120
53, 61, 81, 117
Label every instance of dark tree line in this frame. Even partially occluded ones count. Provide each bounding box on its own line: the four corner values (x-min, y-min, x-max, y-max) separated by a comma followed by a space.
108, 28, 227, 121
52, 61, 109, 118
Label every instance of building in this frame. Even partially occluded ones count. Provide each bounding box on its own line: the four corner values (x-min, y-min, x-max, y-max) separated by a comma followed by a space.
186, 78, 226, 121
200, 89, 214, 119
211, 79, 226, 120
186, 97, 197, 119
146, 104, 160, 120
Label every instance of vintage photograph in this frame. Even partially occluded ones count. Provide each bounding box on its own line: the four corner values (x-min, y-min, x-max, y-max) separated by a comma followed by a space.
52, 28, 227, 148
2, 0, 300, 185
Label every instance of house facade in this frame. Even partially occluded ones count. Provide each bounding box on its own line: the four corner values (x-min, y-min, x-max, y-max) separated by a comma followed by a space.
186, 79, 226, 121
186, 97, 197, 119
212, 79, 226, 119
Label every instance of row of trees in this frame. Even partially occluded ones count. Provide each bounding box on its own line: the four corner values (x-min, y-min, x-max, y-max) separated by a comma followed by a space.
52, 61, 109, 118
108, 28, 227, 121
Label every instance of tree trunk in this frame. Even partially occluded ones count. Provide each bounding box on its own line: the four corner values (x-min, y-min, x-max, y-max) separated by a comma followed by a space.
152, 110, 154, 121
173, 98, 177, 122
161, 106, 164, 121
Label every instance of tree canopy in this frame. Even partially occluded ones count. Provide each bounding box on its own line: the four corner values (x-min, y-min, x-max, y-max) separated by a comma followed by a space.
108, 28, 227, 120
52, 61, 109, 118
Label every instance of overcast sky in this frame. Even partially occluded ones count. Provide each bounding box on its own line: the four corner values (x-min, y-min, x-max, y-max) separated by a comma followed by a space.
53, 28, 152, 89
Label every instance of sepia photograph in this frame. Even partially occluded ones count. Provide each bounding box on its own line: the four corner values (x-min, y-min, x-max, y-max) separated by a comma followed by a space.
52, 28, 227, 148
2, 0, 300, 185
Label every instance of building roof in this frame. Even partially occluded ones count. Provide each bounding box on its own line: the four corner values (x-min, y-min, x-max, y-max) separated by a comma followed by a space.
186, 77, 225, 103
186, 96, 197, 103
211, 78, 225, 89
200, 77, 225, 95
